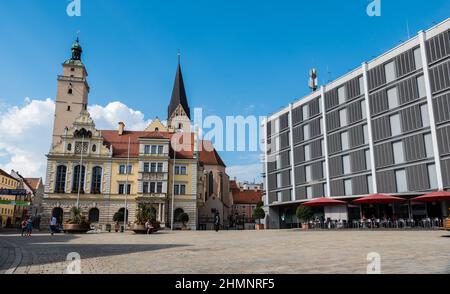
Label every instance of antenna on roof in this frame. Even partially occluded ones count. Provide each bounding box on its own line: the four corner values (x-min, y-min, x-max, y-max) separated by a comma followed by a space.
309, 68, 318, 92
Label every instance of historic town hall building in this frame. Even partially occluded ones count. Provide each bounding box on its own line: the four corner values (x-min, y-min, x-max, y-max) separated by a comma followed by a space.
42, 39, 230, 230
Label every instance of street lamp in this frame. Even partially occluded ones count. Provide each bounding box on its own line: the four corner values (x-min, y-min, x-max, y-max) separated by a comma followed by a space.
171, 128, 182, 230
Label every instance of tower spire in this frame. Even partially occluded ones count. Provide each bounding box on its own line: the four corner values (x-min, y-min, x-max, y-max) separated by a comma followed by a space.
168, 53, 190, 120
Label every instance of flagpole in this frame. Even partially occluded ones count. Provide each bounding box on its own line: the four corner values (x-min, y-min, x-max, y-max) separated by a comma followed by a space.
171, 135, 177, 231
76, 135, 84, 208
124, 137, 131, 232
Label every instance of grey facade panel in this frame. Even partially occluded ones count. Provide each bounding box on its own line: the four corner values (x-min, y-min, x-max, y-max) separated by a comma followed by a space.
309, 98, 320, 117
400, 104, 423, 133
404, 134, 426, 162
348, 100, 363, 124
325, 89, 339, 110
326, 110, 340, 132
310, 118, 321, 138
429, 60, 450, 94
369, 89, 388, 115
395, 47, 419, 78
280, 131, 290, 149
268, 173, 277, 191
281, 170, 291, 187
346, 76, 363, 101
433, 92, 450, 124
280, 150, 291, 168
268, 192, 277, 204
368, 64, 387, 91
437, 125, 450, 155
312, 183, 324, 198
441, 158, 450, 187
294, 145, 305, 164
376, 170, 396, 193
279, 113, 289, 131
295, 166, 305, 185
330, 179, 344, 197
407, 164, 430, 191
268, 156, 276, 172
426, 29, 450, 64
350, 150, 367, 173
398, 76, 420, 103
329, 156, 343, 178
311, 139, 323, 159
292, 106, 302, 125
349, 124, 364, 148
293, 125, 303, 144
372, 116, 392, 142
352, 175, 369, 195
282, 189, 291, 202
312, 161, 324, 180
327, 132, 342, 154
374, 142, 394, 168
296, 187, 306, 200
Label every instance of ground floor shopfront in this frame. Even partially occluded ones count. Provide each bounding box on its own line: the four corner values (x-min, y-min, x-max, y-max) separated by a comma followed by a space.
265, 197, 450, 229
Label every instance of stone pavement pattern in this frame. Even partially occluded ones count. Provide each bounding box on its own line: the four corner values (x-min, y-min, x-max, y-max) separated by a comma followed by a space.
0, 230, 449, 274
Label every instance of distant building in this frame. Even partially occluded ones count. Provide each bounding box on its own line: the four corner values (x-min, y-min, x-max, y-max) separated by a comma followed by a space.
10, 170, 44, 217
0, 169, 20, 228
230, 180, 263, 220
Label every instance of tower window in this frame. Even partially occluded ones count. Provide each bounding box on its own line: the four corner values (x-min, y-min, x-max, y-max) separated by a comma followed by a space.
68, 89, 73, 94
70, 68, 75, 72
155, 127, 159, 132
67, 106, 71, 111
92, 144, 97, 152
67, 143, 72, 151
178, 123, 183, 129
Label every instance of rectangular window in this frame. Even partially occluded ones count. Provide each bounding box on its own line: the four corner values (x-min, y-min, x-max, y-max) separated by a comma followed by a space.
175, 165, 187, 175
119, 165, 126, 174
385, 61, 396, 83
157, 163, 164, 172
344, 179, 352, 196
341, 131, 349, 151
395, 169, 408, 192
338, 86, 346, 104
306, 186, 312, 199
144, 145, 151, 154
156, 182, 163, 193
414, 47, 423, 69
339, 108, 347, 127
359, 76, 365, 94
361, 100, 367, 119
174, 184, 179, 195
305, 165, 312, 182
151, 145, 157, 154
365, 149, 372, 170
150, 163, 156, 172
318, 97, 322, 113
322, 161, 327, 179
323, 183, 328, 196
158, 146, 164, 154
276, 173, 282, 188
119, 184, 131, 195
319, 118, 324, 134
428, 164, 438, 189
392, 141, 405, 164
363, 124, 369, 144
420, 104, 430, 127
303, 124, 310, 141
424, 133, 434, 158
387, 87, 399, 109
303, 104, 309, 120
275, 136, 280, 151
321, 139, 325, 156
417, 75, 426, 98
275, 118, 280, 133
150, 182, 156, 193
143, 162, 149, 172
342, 155, 351, 175
277, 191, 282, 202
367, 175, 373, 194
304, 144, 311, 161
143, 182, 149, 193
390, 114, 402, 136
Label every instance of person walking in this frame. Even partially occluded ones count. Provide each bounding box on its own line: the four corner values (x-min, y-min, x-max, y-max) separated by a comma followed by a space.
26, 217, 33, 236
20, 219, 27, 236
145, 219, 154, 235
50, 215, 57, 235
214, 212, 220, 232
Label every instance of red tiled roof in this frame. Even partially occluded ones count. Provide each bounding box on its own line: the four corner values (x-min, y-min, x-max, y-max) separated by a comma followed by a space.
229, 180, 238, 191
232, 189, 263, 205
199, 140, 226, 167
24, 178, 41, 191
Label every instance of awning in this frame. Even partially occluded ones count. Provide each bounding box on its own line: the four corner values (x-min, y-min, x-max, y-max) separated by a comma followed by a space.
410, 191, 450, 202
353, 194, 405, 204
303, 198, 347, 207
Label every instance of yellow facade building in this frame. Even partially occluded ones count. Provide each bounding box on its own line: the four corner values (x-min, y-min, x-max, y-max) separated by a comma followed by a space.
0, 169, 20, 228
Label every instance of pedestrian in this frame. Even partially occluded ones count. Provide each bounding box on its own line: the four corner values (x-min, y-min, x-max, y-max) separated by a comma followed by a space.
50, 215, 57, 235
214, 212, 220, 232
20, 219, 27, 236
26, 217, 33, 236
145, 219, 154, 235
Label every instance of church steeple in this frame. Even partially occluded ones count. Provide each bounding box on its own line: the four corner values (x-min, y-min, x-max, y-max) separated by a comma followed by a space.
168, 56, 191, 120
64, 37, 84, 66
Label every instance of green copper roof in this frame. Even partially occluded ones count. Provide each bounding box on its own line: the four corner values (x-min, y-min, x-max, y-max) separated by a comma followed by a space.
64, 37, 83, 65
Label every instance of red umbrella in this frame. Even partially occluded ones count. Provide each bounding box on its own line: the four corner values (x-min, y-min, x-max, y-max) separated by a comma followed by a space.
303, 198, 347, 207
410, 191, 450, 202
353, 194, 405, 204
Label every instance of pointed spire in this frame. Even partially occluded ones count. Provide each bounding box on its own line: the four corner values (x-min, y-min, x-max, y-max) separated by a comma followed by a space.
168, 53, 191, 120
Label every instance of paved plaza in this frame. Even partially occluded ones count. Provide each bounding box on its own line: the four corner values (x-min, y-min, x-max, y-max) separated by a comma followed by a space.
0, 229, 449, 274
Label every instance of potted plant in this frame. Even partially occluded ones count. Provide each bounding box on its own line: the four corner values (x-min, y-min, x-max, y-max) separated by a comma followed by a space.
113, 211, 124, 232
253, 202, 266, 230
445, 213, 450, 231
296, 205, 313, 230
178, 212, 190, 230
132, 204, 160, 234
63, 206, 91, 233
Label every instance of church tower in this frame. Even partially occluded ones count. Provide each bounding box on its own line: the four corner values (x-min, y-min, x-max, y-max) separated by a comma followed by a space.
167, 57, 191, 132
51, 38, 90, 145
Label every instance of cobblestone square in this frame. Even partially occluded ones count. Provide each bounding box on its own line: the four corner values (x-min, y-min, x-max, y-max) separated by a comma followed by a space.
1, 230, 449, 274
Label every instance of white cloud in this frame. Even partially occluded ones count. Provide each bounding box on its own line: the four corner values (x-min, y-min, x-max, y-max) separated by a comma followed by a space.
88, 101, 152, 131
0, 98, 153, 180
226, 163, 263, 183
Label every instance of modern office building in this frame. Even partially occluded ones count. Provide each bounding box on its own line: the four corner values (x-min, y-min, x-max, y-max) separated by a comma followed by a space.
262, 18, 450, 229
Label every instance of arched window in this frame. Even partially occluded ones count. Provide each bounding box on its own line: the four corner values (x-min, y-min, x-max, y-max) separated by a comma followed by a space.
67, 143, 72, 151
155, 127, 159, 132
91, 166, 102, 194
52, 207, 64, 225
68, 88, 73, 94
55, 165, 67, 193
178, 123, 183, 129
208, 171, 214, 197
219, 173, 224, 198
174, 208, 184, 223
72, 165, 86, 193
92, 144, 96, 152
88, 208, 100, 223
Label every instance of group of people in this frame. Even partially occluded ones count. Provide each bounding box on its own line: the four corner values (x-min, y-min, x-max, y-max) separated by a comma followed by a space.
20, 217, 34, 236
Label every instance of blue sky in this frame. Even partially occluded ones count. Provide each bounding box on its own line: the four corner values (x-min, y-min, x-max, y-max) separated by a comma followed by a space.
0, 0, 449, 181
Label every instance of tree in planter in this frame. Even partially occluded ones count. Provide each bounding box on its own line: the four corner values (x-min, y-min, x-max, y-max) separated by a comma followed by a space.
296, 205, 314, 227
253, 207, 266, 224
66, 206, 89, 226
135, 204, 156, 225
178, 212, 189, 229
113, 211, 124, 223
